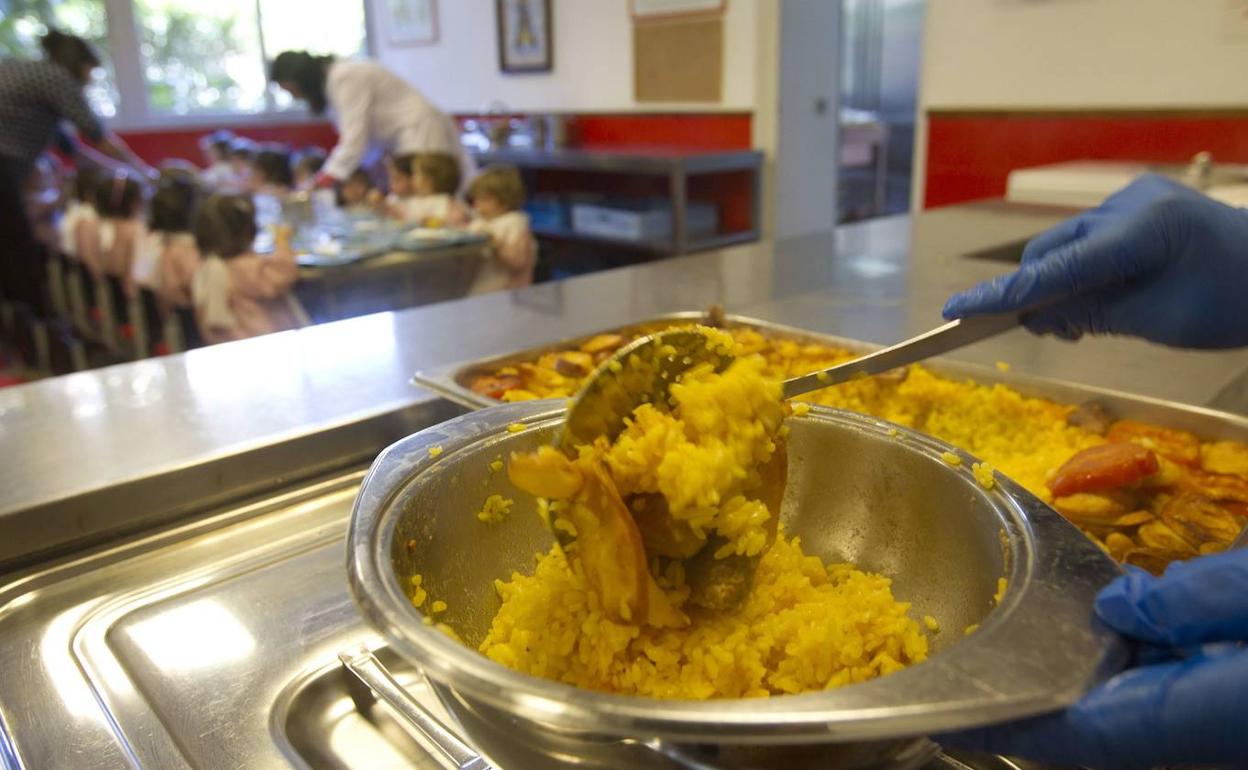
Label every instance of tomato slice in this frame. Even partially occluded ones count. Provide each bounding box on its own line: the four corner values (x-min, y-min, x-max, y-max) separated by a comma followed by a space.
468, 374, 523, 400
1106, 420, 1201, 467
1049, 443, 1160, 498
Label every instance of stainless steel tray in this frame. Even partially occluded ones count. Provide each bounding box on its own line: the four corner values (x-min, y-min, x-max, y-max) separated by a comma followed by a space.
413, 311, 1248, 441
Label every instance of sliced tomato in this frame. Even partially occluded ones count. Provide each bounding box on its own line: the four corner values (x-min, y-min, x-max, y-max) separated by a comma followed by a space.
1106, 420, 1201, 468
1049, 443, 1160, 498
468, 374, 523, 400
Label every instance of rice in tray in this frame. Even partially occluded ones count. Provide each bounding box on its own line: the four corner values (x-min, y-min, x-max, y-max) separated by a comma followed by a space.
470, 322, 1248, 572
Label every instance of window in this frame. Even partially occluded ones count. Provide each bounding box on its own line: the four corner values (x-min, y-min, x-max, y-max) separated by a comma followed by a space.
134, 0, 367, 116
0, 0, 119, 117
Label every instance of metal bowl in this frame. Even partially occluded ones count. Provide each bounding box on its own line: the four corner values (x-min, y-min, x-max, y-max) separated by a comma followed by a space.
347, 401, 1126, 768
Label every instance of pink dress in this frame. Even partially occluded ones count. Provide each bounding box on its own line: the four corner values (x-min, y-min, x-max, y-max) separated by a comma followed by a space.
192, 246, 306, 344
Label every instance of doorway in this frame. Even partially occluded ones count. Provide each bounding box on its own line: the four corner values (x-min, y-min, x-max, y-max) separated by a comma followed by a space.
838, 0, 924, 222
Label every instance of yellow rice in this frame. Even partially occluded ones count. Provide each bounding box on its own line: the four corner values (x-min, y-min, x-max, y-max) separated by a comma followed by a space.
477, 494, 513, 524
479, 534, 928, 698
478, 341, 930, 698
495, 327, 1101, 502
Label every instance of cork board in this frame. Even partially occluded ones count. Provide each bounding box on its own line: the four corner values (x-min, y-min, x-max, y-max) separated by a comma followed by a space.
633, 17, 723, 102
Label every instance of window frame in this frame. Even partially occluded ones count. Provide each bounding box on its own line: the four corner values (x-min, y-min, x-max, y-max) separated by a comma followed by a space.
100, 0, 373, 131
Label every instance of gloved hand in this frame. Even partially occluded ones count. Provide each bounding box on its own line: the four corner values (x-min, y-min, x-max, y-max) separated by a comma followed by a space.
943, 174, 1248, 348
938, 549, 1248, 770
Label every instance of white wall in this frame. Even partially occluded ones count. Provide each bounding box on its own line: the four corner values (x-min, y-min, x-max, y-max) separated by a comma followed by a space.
369, 0, 760, 113
922, 0, 1248, 110
913, 0, 1248, 208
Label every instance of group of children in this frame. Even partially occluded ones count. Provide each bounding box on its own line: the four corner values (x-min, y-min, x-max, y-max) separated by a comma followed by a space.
334, 145, 537, 293
55, 162, 301, 347
47, 129, 536, 352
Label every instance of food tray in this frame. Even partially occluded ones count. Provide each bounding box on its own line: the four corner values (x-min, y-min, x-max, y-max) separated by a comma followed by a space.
413, 311, 1248, 443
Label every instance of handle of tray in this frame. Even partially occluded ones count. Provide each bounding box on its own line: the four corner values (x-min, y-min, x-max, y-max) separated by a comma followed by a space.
338, 646, 494, 770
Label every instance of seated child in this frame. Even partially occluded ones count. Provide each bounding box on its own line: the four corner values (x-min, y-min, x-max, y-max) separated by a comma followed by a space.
59, 166, 99, 258
465, 165, 536, 294
292, 146, 327, 189
199, 129, 236, 189
337, 167, 378, 212
89, 169, 145, 298
250, 144, 295, 198
191, 194, 306, 344
140, 175, 201, 309
225, 137, 256, 193
385, 152, 467, 227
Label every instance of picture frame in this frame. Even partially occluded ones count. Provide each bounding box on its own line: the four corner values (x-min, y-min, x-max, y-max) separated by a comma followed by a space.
496, 0, 553, 73
384, 0, 438, 46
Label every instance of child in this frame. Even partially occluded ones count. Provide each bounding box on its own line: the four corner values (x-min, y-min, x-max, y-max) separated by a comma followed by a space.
199, 129, 236, 189
292, 146, 327, 189
250, 144, 294, 197
143, 176, 201, 309
191, 194, 306, 344
85, 169, 144, 297
466, 164, 536, 294
59, 166, 99, 258
337, 167, 378, 212
385, 152, 468, 227
225, 137, 256, 193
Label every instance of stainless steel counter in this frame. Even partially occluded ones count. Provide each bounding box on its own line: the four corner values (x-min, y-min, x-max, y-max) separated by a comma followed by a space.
2, 204, 1245, 570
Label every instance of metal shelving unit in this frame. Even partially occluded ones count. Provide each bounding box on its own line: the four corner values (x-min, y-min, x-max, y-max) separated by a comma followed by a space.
472, 147, 764, 256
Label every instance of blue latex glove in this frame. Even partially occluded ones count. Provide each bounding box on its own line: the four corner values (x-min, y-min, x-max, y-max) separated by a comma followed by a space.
943, 174, 1248, 348
939, 549, 1248, 770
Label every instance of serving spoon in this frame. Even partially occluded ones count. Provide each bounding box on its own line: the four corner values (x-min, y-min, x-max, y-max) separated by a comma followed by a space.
545, 312, 1021, 613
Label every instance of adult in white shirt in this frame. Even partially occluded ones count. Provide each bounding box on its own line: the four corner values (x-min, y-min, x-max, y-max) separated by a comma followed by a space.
268, 51, 469, 186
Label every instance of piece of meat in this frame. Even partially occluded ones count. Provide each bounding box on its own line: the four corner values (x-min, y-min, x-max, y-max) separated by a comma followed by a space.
1176, 467, 1248, 504
1159, 492, 1243, 547
469, 374, 523, 400
1200, 440, 1248, 477
554, 351, 594, 378
1223, 501, 1248, 518
1106, 420, 1201, 467
579, 334, 626, 355
507, 449, 687, 628
1112, 510, 1155, 527
581, 463, 688, 627
1136, 520, 1199, 555
704, 304, 727, 328
1048, 443, 1160, 498
1051, 490, 1136, 525
1066, 402, 1114, 435
1103, 532, 1135, 561
507, 447, 583, 499
1123, 547, 1190, 576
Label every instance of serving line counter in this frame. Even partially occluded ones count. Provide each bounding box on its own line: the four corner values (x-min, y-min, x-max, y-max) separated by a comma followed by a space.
0, 204, 1245, 768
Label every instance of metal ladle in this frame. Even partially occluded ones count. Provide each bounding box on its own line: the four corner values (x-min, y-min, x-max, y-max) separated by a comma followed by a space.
548, 313, 1022, 611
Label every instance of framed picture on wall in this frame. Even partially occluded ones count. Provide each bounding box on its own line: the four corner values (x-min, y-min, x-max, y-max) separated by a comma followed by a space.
496, 0, 552, 73
385, 0, 438, 46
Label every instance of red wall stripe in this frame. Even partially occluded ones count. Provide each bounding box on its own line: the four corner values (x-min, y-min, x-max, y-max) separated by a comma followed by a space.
118, 123, 340, 166
570, 113, 752, 151
925, 111, 1248, 209
117, 113, 753, 167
